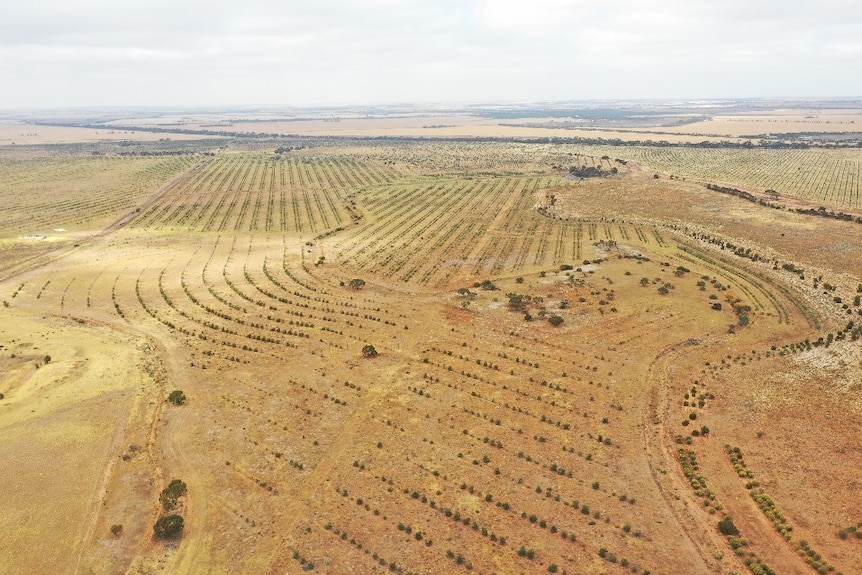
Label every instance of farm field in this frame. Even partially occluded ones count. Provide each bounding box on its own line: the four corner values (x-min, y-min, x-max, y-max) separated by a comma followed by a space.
1, 138, 861, 575
79, 101, 862, 145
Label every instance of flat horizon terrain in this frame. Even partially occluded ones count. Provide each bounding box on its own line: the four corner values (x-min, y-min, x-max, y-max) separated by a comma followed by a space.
1, 103, 861, 575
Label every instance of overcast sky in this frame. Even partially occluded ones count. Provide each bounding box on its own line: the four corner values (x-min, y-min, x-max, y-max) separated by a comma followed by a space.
2, 0, 860, 109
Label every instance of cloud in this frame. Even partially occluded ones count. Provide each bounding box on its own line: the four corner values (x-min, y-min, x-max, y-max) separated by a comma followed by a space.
474, 0, 590, 35
0, 0, 860, 107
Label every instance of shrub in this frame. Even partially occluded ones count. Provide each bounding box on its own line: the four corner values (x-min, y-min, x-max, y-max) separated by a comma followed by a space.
110, 524, 123, 537
168, 390, 186, 405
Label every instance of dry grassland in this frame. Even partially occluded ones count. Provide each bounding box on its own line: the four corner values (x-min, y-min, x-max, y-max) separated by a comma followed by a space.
1, 140, 861, 575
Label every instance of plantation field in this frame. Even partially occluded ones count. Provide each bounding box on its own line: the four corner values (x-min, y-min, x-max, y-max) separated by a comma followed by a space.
585, 146, 862, 211
0, 153, 202, 235
1, 140, 861, 575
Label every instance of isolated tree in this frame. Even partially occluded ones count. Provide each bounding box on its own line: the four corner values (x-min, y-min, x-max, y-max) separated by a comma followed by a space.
153, 514, 184, 540
717, 516, 739, 536
168, 390, 186, 405
160, 479, 188, 510
507, 293, 529, 312
348, 278, 366, 289
362, 344, 378, 359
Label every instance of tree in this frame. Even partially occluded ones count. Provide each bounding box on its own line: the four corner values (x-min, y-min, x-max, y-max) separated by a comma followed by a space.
507, 293, 530, 312
348, 278, 366, 289
548, 315, 564, 327
168, 390, 186, 405
718, 516, 739, 536
362, 345, 378, 359
160, 479, 188, 510
154, 514, 184, 540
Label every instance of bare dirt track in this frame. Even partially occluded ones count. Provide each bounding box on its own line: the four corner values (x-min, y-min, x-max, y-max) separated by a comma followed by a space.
1, 138, 861, 575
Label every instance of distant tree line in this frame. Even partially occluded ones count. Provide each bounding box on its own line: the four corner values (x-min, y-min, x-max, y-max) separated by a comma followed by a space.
705, 183, 862, 225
